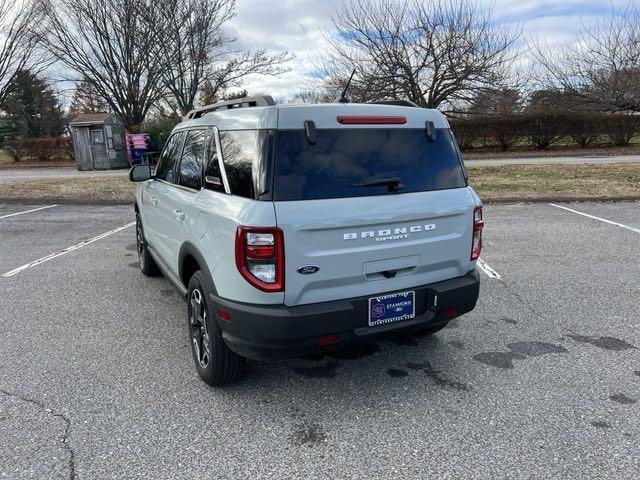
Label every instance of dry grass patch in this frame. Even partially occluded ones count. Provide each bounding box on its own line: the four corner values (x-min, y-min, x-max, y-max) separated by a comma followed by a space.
0, 176, 134, 201
469, 163, 640, 199
0, 149, 75, 169
463, 145, 640, 160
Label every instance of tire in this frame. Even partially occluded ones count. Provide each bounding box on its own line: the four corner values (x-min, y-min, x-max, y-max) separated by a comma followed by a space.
187, 271, 246, 386
136, 212, 160, 276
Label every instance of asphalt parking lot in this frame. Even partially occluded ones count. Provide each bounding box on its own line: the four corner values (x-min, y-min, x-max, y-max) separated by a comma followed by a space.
1, 201, 639, 479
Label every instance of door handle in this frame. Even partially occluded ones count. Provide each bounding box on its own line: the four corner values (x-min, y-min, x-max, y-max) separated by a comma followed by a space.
175, 209, 186, 221
151, 196, 158, 206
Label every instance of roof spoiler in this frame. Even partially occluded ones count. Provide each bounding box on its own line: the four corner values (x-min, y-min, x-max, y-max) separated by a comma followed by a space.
185, 95, 276, 120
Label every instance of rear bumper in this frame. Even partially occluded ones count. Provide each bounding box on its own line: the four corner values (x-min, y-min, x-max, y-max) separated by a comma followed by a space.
209, 269, 480, 361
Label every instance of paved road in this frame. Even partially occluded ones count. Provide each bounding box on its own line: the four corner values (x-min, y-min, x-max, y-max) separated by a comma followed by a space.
1, 202, 639, 479
465, 153, 640, 166
0, 167, 128, 183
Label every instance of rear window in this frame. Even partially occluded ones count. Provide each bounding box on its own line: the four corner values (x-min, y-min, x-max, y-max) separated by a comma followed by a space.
273, 128, 466, 201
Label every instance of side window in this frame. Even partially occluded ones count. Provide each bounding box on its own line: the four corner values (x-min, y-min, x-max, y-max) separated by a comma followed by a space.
204, 130, 225, 193
155, 131, 185, 182
219, 130, 255, 199
178, 130, 206, 190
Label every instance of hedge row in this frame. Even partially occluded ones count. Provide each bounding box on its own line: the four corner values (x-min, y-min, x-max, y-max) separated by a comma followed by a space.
4, 137, 74, 162
450, 113, 640, 151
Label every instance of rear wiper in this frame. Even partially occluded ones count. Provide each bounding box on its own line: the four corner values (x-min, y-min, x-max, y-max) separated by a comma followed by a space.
349, 177, 404, 191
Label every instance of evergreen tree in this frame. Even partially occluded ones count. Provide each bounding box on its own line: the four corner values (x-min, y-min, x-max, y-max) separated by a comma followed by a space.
2, 70, 65, 137
0, 118, 20, 145
198, 81, 248, 106
69, 80, 109, 114
467, 88, 524, 115
199, 80, 216, 106
221, 90, 248, 101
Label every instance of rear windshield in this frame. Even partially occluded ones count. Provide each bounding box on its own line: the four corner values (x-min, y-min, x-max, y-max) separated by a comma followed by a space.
273, 128, 466, 201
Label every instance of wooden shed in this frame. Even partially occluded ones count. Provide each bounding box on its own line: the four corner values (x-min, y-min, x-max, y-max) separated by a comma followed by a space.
69, 113, 128, 170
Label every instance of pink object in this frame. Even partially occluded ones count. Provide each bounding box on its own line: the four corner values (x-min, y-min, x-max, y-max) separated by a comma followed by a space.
125, 133, 151, 165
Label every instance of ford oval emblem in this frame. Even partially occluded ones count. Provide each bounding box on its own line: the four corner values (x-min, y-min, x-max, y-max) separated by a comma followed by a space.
297, 265, 320, 275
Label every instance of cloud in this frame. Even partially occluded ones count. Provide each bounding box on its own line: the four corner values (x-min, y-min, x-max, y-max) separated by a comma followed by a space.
230, 0, 632, 100
224, 0, 341, 99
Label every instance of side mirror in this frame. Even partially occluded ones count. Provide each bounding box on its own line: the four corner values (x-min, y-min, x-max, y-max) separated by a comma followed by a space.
205, 175, 222, 186
204, 175, 225, 192
129, 164, 151, 182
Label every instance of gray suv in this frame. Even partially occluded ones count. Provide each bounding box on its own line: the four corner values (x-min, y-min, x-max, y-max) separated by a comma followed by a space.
130, 96, 482, 386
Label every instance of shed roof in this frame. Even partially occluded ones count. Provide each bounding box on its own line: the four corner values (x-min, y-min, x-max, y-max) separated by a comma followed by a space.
69, 113, 113, 126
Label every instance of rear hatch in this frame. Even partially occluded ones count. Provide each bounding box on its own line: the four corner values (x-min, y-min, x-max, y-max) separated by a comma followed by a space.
273, 106, 476, 306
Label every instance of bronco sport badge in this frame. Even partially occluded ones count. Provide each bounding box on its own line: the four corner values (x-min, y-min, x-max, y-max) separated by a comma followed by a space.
343, 224, 436, 242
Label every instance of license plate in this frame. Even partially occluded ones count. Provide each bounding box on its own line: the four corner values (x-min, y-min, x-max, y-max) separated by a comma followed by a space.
368, 291, 415, 327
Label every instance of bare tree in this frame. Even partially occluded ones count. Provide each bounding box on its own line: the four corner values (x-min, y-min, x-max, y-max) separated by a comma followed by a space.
525, 90, 592, 113
534, 4, 640, 113
289, 90, 333, 104
319, 0, 519, 109
0, 0, 43, 106
40, 0, 167, 132
161, 0, 291, 116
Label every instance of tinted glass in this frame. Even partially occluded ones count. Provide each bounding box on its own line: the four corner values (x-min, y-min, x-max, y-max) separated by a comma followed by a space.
155, 131, 185, 183
179, 130, 206, 190
204, 131, 225, 193
219, 130, 274, 199
273, 128, 466, 201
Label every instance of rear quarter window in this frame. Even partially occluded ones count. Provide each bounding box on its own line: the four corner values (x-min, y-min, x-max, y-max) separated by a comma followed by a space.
273, 128, 466, 201
219, 130, 275, 199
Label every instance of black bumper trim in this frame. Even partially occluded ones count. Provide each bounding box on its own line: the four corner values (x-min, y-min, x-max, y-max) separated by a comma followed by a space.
209, 269, 480, 360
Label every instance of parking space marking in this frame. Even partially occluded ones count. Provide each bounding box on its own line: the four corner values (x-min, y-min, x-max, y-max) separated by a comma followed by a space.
1, 222, 135, 278
0, 204, 58, 219
477, 258, 502, 280
549, 203, 640, 234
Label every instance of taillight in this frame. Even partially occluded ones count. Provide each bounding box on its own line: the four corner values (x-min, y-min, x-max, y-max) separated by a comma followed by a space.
336, 115, 407, 125
471, 206, 484, 260
235, 226, 284, 292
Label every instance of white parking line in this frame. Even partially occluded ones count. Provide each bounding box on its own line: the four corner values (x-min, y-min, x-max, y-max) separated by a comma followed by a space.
477, 258, 502, 280
1, 222, 135, 278
549, 203, 640, 234
0, 204, 58, 219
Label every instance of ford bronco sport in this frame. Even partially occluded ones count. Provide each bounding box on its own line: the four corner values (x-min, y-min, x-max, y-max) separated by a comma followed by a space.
129, 96, 482, 386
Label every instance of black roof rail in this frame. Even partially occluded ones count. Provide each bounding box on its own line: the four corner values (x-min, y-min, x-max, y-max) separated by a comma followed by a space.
369, 100, 419, 107
185, 95, 277, 119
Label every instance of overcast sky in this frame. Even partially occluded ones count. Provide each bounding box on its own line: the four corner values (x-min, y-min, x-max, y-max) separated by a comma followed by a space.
226, 0, 630, 100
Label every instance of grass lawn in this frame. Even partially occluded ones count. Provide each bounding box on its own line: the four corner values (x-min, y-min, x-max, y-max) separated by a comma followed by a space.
0, 164, 639, 202
468, 163, 640, 200
0, 176, 134, 202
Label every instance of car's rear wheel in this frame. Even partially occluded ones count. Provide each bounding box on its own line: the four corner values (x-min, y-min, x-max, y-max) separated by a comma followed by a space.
136, 212, 159, 276
187, 271, 246, 386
